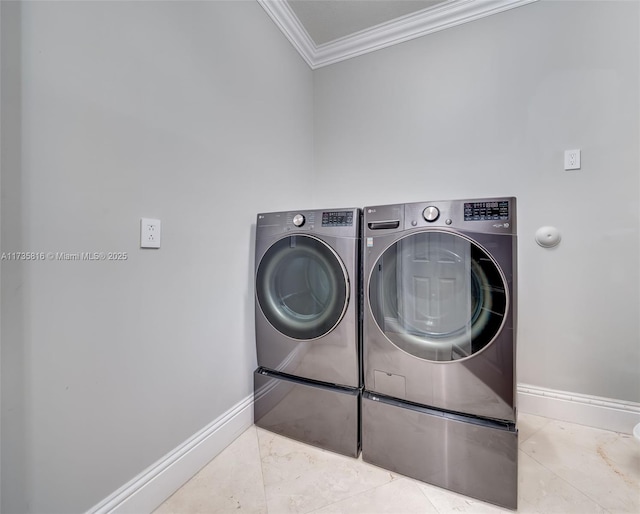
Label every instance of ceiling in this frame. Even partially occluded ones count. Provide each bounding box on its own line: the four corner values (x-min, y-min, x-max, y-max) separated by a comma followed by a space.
287, 0, 446, 46
258, 0, 538, 69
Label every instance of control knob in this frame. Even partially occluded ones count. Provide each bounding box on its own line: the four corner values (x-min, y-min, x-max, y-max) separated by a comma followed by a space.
292, 214, 305, 227
423, 206, 440, 222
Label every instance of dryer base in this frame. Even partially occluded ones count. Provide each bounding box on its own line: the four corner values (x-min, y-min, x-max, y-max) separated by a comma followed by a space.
254, 369, 361, 458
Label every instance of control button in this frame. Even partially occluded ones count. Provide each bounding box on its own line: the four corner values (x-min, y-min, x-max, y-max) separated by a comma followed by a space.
445, 219, 452, 225
423, 206, 440, 222
292, 214, 305, 227
411, 220, 417, 226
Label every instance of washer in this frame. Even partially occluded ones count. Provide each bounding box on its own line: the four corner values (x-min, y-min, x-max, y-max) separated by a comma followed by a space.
361, 197, 518, 509
254, 208, 361, 457
363, 197, 517, 420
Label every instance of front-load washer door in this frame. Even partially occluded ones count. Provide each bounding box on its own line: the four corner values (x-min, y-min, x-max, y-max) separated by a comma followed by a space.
369, 230, 507, 362
366, 229, 515, 421
257, 234, 349, 341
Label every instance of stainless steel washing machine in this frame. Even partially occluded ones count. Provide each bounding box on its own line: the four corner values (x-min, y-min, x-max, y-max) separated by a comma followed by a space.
361, 197, 518, 509
254, 208, 361, 457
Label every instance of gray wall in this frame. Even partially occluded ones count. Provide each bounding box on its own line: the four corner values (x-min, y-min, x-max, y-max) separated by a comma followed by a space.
313, 0, 639, 402
1, 1, 313, 512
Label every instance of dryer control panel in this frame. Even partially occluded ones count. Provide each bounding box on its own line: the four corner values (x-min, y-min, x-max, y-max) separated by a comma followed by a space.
256, 208, 360, 238
322, 210, 354, 227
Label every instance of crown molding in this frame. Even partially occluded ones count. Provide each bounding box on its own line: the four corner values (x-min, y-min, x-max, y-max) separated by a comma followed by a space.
258, 0, 538, 69
258, 0, 317, 68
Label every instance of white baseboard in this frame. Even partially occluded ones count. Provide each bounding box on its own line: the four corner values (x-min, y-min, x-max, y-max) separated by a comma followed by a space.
517, 384, 640, 435
87, 394, 254, 514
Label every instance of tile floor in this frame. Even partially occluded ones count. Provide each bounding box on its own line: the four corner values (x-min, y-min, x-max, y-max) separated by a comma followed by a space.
155, 414, 640, 513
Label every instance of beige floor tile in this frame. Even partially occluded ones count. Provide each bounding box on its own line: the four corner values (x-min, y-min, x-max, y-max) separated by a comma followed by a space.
518, 412, 553, 444
517, 450, 607, 513
313, 478, 439, 514
520, 421, 640, 512
257, 428, 394, 514
414, 480, 512, 514
154, 427, 267, 514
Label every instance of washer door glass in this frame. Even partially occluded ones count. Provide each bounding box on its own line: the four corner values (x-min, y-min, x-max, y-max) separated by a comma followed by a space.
257, 235, 349, 340
369, 231, 507, 362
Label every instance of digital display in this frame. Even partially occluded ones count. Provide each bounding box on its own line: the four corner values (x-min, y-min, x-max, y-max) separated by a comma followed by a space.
464, 201, 509, 221
322, 211, 354, 227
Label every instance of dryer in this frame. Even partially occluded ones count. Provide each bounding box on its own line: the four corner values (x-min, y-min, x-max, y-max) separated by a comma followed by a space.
254, 208, 361, 457
361, 197, 518, 509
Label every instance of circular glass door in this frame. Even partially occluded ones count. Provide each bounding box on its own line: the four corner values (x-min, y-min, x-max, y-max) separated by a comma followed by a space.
368, 231, 507, 362
256, 235, 349, 340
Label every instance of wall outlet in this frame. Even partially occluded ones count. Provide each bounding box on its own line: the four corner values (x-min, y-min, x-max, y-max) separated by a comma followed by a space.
140, 218, 161, 248
564, 149, 581, 170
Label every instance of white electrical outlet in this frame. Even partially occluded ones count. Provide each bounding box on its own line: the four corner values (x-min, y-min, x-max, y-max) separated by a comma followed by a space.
564, 149, 581, 170
140, 218, 161, 248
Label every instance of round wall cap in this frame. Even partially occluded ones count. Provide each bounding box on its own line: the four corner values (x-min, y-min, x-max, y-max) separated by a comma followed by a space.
535, 226, 561, 248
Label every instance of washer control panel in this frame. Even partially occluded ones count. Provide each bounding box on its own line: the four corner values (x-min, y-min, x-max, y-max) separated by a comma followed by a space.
464, 201, 509, 221
364, 198, 516, 236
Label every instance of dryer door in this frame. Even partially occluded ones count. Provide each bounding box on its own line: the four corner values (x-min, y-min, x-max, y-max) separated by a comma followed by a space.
256, 235, 349, 340
369, 230, 507, 361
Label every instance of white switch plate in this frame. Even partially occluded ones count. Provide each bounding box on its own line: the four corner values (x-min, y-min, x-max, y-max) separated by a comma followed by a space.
140, 218, 161, 248
564, 149, 581, 170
